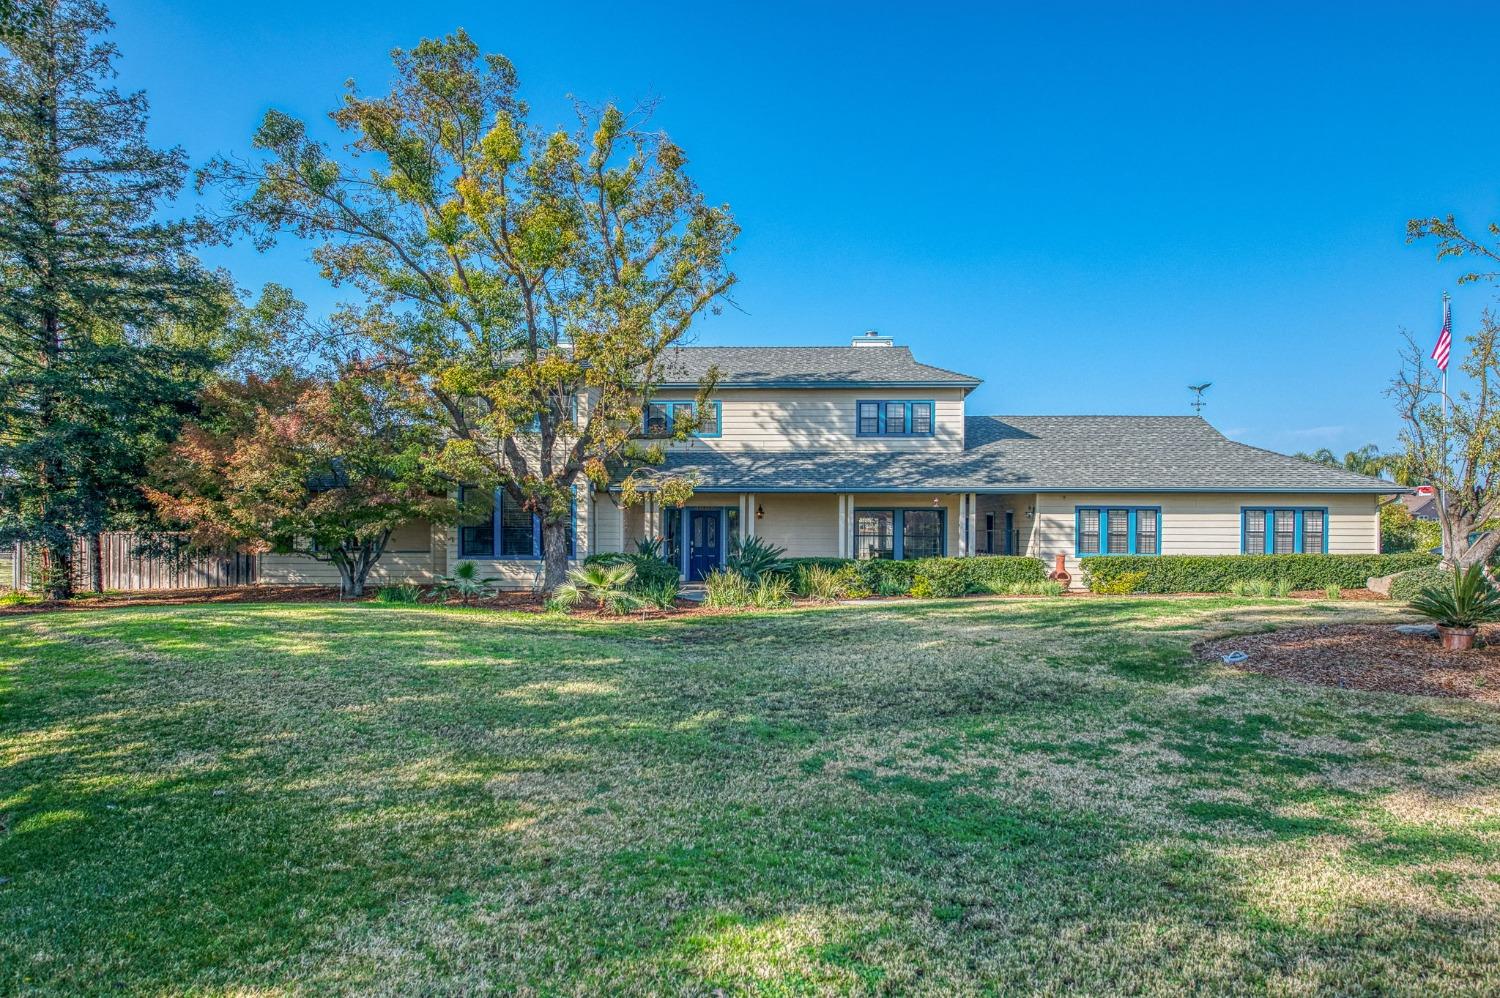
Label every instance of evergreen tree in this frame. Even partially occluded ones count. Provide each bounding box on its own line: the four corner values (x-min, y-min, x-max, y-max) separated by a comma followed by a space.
0, 0, 216, 597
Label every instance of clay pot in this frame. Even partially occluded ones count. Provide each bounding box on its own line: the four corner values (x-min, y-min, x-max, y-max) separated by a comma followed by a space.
1047, 553, 1071, 586
1438, 625, 1478, 651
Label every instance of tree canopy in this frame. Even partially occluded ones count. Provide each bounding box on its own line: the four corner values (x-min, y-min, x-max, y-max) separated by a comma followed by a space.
202, 30, 738, 590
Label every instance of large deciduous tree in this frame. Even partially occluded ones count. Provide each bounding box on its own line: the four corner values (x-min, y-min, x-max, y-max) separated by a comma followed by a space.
146, 366, 452, 597
1389, 312, 1500, 570
0, 0, 217, 597
202, 30, 737, 591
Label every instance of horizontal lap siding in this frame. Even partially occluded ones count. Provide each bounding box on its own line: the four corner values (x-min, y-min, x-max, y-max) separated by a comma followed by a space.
756, 494, 838, 557
259, 550, 438, 586
665, 388, 966, 453
1033, 492, 1382, 584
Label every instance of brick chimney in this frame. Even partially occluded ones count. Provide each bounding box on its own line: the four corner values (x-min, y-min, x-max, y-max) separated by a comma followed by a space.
852, 329, 894, 347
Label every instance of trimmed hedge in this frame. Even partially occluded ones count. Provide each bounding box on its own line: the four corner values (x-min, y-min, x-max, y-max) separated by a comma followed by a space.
1080, 552, 1440, 594
1387, 565, 1451, 602
778, 555, 1046, 597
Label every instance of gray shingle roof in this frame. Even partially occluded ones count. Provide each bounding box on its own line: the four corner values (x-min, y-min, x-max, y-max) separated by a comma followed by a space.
634, 415, 1401, 493
656, 346, 981, 388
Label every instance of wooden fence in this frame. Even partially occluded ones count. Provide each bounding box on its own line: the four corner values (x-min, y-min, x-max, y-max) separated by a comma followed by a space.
4, 534, 258, 592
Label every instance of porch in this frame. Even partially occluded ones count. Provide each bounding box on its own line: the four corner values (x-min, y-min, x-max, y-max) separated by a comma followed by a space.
619, 492, 1039, 579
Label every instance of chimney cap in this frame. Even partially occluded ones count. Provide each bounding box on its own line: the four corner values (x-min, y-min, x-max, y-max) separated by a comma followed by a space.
852, 329, 894, 347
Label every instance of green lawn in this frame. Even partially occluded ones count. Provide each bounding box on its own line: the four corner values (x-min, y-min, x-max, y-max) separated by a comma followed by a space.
2, 598, 1498, 994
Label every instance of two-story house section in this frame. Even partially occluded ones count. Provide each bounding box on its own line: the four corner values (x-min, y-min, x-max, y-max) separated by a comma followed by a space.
260, 331, 1399, 590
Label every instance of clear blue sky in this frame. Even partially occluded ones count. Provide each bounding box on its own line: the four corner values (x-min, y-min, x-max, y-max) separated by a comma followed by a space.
107, 0, 1500, 454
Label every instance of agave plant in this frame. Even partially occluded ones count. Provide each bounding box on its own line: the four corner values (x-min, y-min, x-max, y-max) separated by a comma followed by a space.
634, 536, 665, 560
431, 561, 500, 606
548, 562, 643, 615
725, 535, 787, 583
1408, 564, 1500, 630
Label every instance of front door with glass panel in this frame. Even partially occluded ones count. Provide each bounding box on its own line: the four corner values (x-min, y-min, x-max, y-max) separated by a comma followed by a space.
688, 509, 722, 580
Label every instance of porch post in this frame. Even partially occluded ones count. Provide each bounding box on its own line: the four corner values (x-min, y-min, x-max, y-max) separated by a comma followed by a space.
739, 494, 749, 543
836, 495, 846, 558
968, 493, 978, 557
747, 493, 757, 539
957, 494, 968, 556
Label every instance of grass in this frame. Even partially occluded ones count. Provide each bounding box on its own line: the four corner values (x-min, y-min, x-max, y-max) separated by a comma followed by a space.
2, 596, 1498, 993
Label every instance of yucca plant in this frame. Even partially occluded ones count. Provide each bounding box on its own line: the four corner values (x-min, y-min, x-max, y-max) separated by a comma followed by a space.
1408, 564, 1500, 635
431, 561, 500, 606
548, 562, 643, 616
725, 535, 787, 583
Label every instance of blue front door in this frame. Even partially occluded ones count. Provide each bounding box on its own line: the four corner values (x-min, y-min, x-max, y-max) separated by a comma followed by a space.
688, 509, 722, 581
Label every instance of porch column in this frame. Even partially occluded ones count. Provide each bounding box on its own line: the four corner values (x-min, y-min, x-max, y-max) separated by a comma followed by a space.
746, 493, 757, 539
968, 493, 978, 557
846, 494, 857, 558
739, 494, 750, 543
957, 494, 968, 556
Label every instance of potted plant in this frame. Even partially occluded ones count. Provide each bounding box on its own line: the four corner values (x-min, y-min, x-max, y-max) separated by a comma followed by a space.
1407, 563, 1500, 650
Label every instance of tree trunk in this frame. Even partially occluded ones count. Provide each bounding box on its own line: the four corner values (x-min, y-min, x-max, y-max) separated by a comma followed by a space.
88, 532, 104, 594
41, 535, 73, 600
541, 517, 571, 593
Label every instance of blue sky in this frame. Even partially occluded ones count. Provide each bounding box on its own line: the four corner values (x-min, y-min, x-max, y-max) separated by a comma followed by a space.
107, 0, 1500, 454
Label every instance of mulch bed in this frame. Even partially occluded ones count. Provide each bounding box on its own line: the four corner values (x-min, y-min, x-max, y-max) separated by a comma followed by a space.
1196, 624, 1500, 704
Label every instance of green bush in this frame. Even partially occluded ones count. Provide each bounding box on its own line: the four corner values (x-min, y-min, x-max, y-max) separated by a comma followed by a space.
704, 568, 753, 608
375, 583, 423, 604
1004, 580, 1065, 596
859, 558, 917, 595
1081, 553, 1438, 594
636, 578, 680, 609
795, 563, 870, 601
1092, 570, 1149, 595
1388, 565, 1450, 601
586, 551, 679, 594
911, 558, 971, 597
752, 574, 793, 608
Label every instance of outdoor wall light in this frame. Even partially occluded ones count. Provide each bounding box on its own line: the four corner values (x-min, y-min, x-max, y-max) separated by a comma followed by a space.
756, 504, 765, 519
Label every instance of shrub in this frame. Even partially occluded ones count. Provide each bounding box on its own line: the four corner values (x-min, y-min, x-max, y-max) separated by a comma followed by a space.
432, 561, 499, 605
1092, 570, 1149, 595
375, 583, 423, 604
1005, 580, 1065, 596
1408, 564, 1500, 628
797, 564, 842, 601
1081, 553, 1438, 594
704, 568, 753, 608
636, 578, 680, 610
859, 558, 917, 596
911, 558, 971, 597
548, 562, 643, 615
1324, 584, 1342, 600
726, 536, 787, 583
752, 574, 793, 608
961, 556, 1049, 591
1388, 565, 1451, 601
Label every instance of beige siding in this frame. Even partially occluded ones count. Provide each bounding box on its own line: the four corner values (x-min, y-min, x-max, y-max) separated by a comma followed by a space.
261, 518, 439, 586
754, 493, 839, 557
442, 486, 599, 590
591, 495, 625, 557
1032, 492, 1382, 585
662, 388, 967, 454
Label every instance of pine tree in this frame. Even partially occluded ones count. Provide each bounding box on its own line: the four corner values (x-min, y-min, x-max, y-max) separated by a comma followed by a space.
0, 0, 216, 597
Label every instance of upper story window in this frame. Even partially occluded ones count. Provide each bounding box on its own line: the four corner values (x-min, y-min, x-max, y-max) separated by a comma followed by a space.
458, 486, 576, 560
1242, 507, 1326, 554
645, 400, 721, 438
524, 395, 579, 433
1076, 506, 1161, 556
856, 400, 935, 437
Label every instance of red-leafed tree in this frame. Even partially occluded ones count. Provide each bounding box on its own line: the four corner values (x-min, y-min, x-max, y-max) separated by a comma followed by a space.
147, 365, 451, 596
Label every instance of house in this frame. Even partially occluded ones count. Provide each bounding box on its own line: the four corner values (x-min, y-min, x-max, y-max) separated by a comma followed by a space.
260, 332, 1399, 589
1400, 486, 1438, 521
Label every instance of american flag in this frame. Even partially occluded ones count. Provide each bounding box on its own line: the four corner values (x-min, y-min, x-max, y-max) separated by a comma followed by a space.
1432, 293, 1452, 371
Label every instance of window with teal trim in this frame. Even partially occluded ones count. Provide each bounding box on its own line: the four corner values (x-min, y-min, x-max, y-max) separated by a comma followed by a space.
855, 400, 936, 437
1075, 506, 1162, 556
1241, 507, 1328, 554
644, 400, 719, 438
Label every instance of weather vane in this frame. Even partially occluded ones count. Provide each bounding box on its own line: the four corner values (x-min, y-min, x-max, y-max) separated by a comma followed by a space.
1188, 382, 1212, 415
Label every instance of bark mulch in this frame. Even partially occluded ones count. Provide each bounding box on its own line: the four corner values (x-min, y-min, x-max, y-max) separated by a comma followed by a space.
1196, 623, 1500, 705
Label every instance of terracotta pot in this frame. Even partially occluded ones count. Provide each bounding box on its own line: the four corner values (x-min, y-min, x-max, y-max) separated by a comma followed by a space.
1047, 553, 1071, 586
1438, 625, 1478, 651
